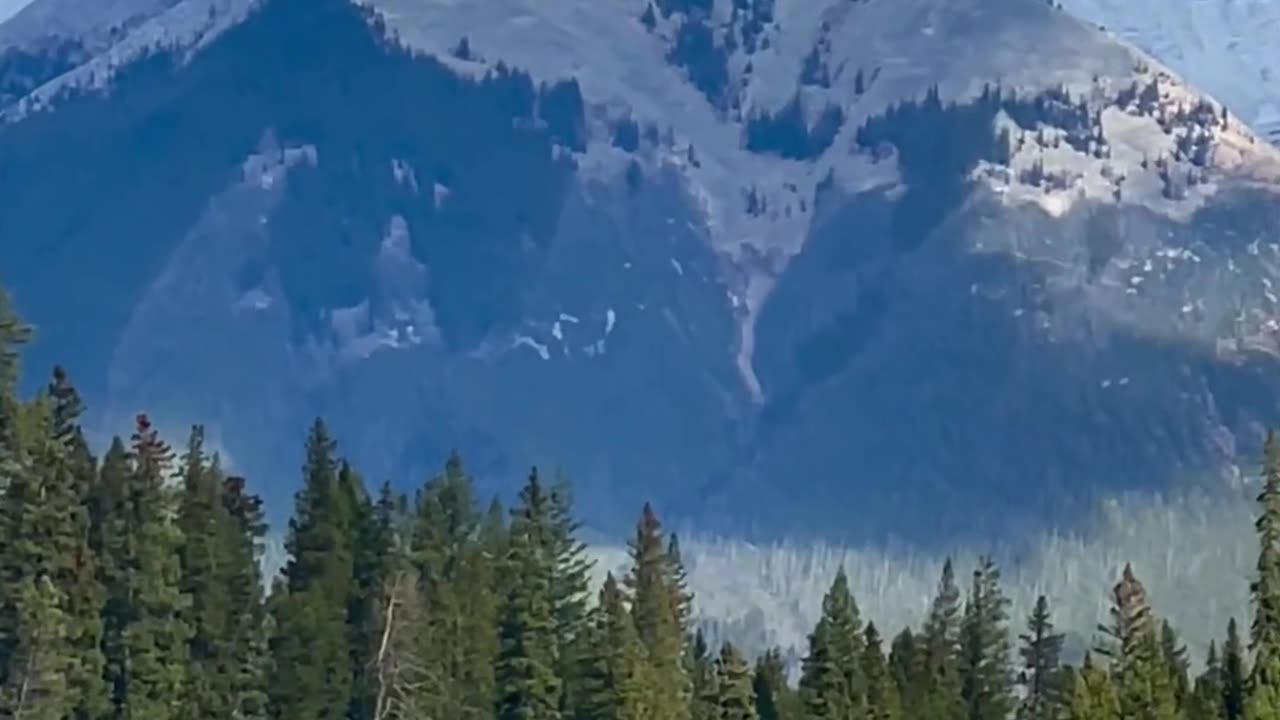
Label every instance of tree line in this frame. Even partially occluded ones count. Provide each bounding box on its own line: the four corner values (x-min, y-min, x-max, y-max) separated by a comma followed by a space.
4, 291, 1280, 720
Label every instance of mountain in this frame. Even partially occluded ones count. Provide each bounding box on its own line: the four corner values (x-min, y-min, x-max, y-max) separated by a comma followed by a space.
3, 0, 1280, 547
1058, 0, 1280, 144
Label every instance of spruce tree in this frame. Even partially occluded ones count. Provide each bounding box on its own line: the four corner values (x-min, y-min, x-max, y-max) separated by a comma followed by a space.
798, 567, 865, 720
219, 474, 269, 720
1064, 654, 1120, 720
1189, 641, 1226, 720
268, 420, 358, 720
177, 425, 233, 719
754, 647, 798, 720
411, 452, 498, 719
1098, 564, 1178, 720
624, 503, 690, 720
690, 630, 720, 720
1226, 618, 1248, 720
0, 573, 72, 720
104, 415, 191, 720
1252, 431, 1280, 688
864, 623, 903, 720
890, 627, 923, 717
1016, 595, 1066, 720
495, 469, 563, 720
717, 642, 757, 720
920, 558, 966, 720
959, 556, 1014, 720
579, 573, 651, 720
1160, 619, 1191, 711
547, 474, 594, 717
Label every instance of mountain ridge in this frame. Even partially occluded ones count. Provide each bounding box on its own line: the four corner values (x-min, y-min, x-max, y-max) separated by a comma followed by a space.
3, 0, 1280, 547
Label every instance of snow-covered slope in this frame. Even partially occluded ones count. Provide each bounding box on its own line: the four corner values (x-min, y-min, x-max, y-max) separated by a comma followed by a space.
1059, 0, 1280, 143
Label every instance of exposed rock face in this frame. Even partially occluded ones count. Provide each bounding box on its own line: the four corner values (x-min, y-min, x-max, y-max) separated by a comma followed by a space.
2, 0, 1280, 546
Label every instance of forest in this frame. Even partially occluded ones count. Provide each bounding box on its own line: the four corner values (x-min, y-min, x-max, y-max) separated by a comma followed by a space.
0, 281, 1277, 720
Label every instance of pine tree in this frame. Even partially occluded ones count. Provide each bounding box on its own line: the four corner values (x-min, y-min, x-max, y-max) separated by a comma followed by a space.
959, 556, 1014, 720
690, 630, 720, 720
178, 425, 234, 719
547, 473, 594, 717
1016, 595, 1066, 720
754, 647, 798, 720
579, 573, 651, 720
717, 642, 757, 720
624, 503, 690, 720
103, 415, 191, 720
1252, 431, 1280, 689
667, 534, 695, 641
1098, 564, 1178, 720
47, 368, 109, 720
1226, 618, 1248, 720
1064, 654, 1120, 720
890, 627, 923, 717
1189, 642, 1226, 720
0, 573, 72, 720
219, 474, 269, 720
268, 420, 358, 720
1161, 619, 1191, 711
350, 481, 399, 720
920, 558, 966, 720
798, 567, 865, 720
411, 452, 498, 720
864, 623, 903, 720
495, 469, 563, 720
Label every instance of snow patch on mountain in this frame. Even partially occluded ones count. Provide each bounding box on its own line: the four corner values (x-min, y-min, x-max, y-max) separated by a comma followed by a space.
1057, 0, 1280, 144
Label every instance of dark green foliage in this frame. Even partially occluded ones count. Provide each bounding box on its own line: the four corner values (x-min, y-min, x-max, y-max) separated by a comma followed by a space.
268, 420, 358, 720
4, 285, 1280, 720
1016, 595, 1066, 720
495, 470, 564, 720
625, 504, 690, 720
798, 567, 865, 719
1226, 618, 1248, 720
959, 557, 1014, 720
717, 642, 757, 720
744, 94, 844, 160
753, 647, 798, 720
863, 623, 903, 720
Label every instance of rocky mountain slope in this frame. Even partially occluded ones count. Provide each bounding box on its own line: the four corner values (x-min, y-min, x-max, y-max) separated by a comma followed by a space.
2, 0, 1280, 547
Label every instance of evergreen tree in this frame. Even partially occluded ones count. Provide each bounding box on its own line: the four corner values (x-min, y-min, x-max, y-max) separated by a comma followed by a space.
411, 452, 498, 720
690, 630, 720, 720
1189, 642, 1226, 720
1252, 431, 1280, 689
219, 474, 269, 720
350, 481, 400, 720
495, 469, 562, 720
547, 474, 595, 717
716, 642, 757, 720
798, 567, 865, 720
100, 415, 192, 720
268, 420, 358, 720
1098, 564, 1178, 720
754, 647, 798, 720
1, 573, 72, 720
1161, 619, 1191, 711
1227, 618, 1248, 720
625, 503, 690, 720
889, 627, 923, 717
1016, 595, 1066, 720
864, 623, 903, 720
920, 558, 966, 720
579, 573, 651, 720
1064, 654, 1120, 720
959, 556, 1014, 720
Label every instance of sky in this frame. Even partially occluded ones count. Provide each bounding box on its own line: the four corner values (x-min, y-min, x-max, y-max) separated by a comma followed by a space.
0, 0, 32, 24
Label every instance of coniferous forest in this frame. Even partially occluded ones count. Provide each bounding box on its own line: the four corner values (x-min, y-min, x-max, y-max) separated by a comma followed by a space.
4, 283, 1280, 720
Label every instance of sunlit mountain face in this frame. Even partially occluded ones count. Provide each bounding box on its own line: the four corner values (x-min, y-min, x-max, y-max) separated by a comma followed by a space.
2, 0, 1280, 550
